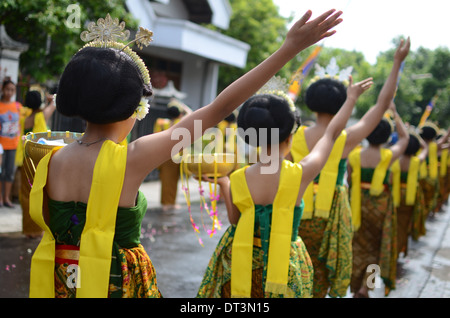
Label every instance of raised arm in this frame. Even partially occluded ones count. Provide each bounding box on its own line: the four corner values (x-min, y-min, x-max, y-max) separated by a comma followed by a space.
417, 133, 429, 162
437, 127, 450, 150
129, 9, 344, 173
343, 37, 411, 157
299, 76, 372, 190
388, 102, 409, 164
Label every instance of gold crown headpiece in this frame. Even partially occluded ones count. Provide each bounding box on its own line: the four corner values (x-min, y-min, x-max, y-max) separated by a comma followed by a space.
256, 76, 296, 111
79, 14, 153, 86
79, 14, 153, 120
309, 57, 353, 86
418, 121, 439, 133
256, 76, 299, 133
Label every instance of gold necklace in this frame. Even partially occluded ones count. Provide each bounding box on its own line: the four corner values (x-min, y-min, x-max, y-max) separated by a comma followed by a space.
77, 137, 107, 146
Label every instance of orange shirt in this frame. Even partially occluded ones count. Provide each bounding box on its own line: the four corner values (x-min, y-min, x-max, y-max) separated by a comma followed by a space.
0, 101, 22, 150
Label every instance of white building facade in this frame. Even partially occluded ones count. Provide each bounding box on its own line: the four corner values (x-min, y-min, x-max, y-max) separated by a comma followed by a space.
126, 0, 250, 109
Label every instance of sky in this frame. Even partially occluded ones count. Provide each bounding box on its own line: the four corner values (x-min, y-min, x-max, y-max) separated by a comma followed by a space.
273, 0, 449, 64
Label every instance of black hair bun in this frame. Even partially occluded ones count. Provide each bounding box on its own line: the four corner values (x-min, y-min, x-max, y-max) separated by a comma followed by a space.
25, 91, 42, 110
167, 105, 180, 119
237, 94, 299, 147
404, 133, 420, 155
305, 78, 347, 115
366, 118, 393, 145
419, 125, 437, 141
56, 47, 151, 124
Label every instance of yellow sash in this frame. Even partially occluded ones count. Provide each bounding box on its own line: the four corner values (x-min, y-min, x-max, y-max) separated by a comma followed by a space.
348, 148, 393, 231
440, 149, 448, 177
370, 148, 393, 196
406, 156, 420, 206
348, 147, 362, 231
391, 160, 401, 208
291, 126, 346, 219
418, 147, 427, 179
15, 112, 49, 167
29, 141, 127, 298
428, 141, 438, 180
29, 148, 62, 298
230, 160, 302, 297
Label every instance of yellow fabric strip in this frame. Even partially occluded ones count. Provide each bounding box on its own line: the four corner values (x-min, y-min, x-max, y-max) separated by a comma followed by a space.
291, 127, 347, 219
391, 160, 401, 208
29, 147, 63, 298
77, 141, 127, 298
419, 160, 427, 179
440, 149, 448, 177
230, 166, 255, 298
429, 142, 438, 180
265, 160, 302, 297
406, 156, 420, 206
230, 161, 302, 297
370, 148, 393, 196
291, 127, 313, 217
348, 147, 362, 231
315, 131, 347, 218
15, 112, 49, 167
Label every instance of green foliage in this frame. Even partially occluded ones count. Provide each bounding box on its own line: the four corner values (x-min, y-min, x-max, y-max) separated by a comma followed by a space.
1, 0, 137, 84
218, 3, 450, 128
214, 0, 292, 92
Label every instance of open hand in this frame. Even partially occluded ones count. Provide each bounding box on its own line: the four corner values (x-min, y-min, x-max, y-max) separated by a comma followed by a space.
394, 37, 411, 62
347, 76, 373, 99
283, 9, 343, 55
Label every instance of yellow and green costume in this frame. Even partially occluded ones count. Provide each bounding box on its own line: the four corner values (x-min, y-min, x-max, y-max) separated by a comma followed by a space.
196, 160, 313, 298
290, 127, 352, 298
392, 156, 426, 257
348, 147, 397, 296
17, 111, 49, 237
419, 142, 440, 217
436, 148, 448, 212
29, 141, 161, 298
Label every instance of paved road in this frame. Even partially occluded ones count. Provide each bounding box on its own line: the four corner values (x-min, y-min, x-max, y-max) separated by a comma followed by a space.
0, 179, 449, 298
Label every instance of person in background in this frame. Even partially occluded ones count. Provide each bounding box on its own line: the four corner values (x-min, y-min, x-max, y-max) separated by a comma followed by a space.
392, 129, 428, 260
154, 101, 191, 212
348, 102, 409, 298
287, 38, 410, 298
17, 90, 56, 238
0, 80, 22, 208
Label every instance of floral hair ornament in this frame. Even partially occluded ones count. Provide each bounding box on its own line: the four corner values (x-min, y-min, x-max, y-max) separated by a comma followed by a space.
256, 76, 299, 134
309, 57, 353, 86
80, 14, 153, 120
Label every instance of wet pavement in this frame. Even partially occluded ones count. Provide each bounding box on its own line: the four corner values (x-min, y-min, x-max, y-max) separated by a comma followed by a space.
0, 178, 449, 298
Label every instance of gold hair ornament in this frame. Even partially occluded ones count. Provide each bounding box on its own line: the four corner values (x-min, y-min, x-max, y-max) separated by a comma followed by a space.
309, 57, 353, 86
79, 14, 153, 120
256, 76, 299, 133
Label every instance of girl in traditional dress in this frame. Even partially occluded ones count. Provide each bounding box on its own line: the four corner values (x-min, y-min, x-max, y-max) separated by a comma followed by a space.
418, 122, 447, 217
348, 103, 409, 298
287, 38, 410, 298
18, 90, 56, 238
392, 130, 428, 259
435, 128, 450, 212
28, 9, 344, 298
195, 67, 372, 297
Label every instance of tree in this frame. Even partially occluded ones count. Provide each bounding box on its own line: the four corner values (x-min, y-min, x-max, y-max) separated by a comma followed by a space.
0, 0, 137, 84
212, 0, 292, 93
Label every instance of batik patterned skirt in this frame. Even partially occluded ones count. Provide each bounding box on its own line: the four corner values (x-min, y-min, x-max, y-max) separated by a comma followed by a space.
297, 185, 353, 298
350, 188, 397, 296
54, 244, 162, 298
420, 177, 439, 217
196, 225, 314, 298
